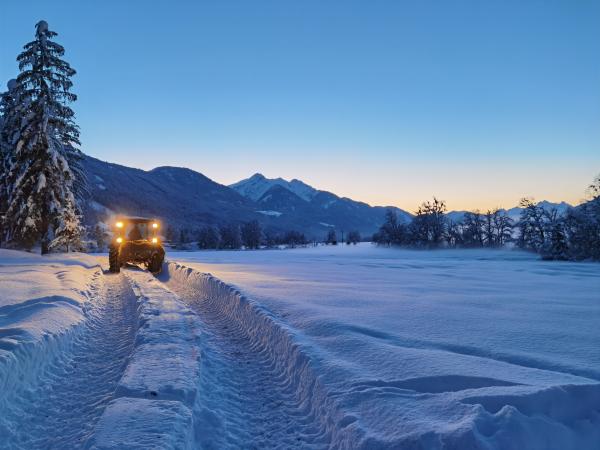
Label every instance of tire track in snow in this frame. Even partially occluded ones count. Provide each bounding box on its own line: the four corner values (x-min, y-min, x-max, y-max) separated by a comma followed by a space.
0, 272, 139, 450
187, 299, 328, 449
156, 268, 345, 450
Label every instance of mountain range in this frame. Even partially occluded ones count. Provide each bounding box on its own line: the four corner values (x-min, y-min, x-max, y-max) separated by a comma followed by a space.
82, 154, 572, 239
82, 155, 412, 239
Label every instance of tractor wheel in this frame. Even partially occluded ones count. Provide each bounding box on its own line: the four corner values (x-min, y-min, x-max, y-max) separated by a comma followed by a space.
148, 252, 164, 274
108, 246, 120, 273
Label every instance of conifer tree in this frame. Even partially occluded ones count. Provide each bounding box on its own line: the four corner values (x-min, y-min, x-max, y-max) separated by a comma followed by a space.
325, 229, 337, 245
4, 21, 84, 253
93, 223, 108, 252
197, 225, 220, 249
241, 220, 262, 249
219, 224, 242, 249
0, 80, 22, 241
49, 196, 85, 252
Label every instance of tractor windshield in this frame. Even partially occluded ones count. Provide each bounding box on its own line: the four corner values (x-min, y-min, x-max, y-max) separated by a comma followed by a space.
114, 218, 160, 242
125, 222, 151, 240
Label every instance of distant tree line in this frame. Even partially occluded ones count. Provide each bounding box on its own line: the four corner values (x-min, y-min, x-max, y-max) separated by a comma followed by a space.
163, 221, 363, 251
373, 176, 600, 261
323, 229, 361, 245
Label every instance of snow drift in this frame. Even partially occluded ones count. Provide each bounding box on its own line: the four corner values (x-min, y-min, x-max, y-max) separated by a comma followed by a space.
0, 250, 101, 414
159, 262, 362, 448
170, 245, 600, 449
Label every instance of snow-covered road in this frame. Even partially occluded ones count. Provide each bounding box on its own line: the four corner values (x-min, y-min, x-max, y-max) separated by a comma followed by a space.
1, 250, 340, 449
157, 266, 346, 449
1, 246, 599, 449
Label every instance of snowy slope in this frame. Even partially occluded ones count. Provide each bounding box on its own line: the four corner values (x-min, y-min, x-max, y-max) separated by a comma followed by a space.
82, 155, 262, 229
0, 250, 107, 445
83, 156, 409, 238
0, 250, 102, 398
229, 173, 318, 202
171, 245, 600, 449
231, 173, 413, 235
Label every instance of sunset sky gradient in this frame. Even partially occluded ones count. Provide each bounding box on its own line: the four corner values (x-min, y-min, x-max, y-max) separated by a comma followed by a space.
1, 0, 599, 212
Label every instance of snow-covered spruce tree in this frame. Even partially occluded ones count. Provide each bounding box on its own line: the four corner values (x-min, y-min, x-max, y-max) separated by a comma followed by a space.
0, 79, 22, 242
49, 196, 85, 252
4, 21, 85, 253
93, 223, 109, 252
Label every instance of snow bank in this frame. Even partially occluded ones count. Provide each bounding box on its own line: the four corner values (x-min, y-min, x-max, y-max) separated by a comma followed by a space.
0, 249, 101, 411
88, 269, 202, 449
170, 245, 600, 449
159, 262, 362, 448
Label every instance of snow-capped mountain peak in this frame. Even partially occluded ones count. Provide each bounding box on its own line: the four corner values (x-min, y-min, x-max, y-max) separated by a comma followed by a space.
230, 174, 318, 202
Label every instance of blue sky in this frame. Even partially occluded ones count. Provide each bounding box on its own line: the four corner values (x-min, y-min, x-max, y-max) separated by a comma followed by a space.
1, 0, 599, 211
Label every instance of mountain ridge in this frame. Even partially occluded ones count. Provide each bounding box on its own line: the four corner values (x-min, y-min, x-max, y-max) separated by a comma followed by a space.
83, 155, 574, 239
83, 156, 411, 238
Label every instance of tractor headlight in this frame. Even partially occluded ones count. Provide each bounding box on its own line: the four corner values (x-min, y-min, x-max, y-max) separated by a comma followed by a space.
152, 223, 158, 229
116, 221, 124, 228
116, 237, 123, 243
152, 237, 158, 244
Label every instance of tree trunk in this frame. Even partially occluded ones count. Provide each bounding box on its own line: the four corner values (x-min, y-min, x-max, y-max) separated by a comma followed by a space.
41, 218, 50, 255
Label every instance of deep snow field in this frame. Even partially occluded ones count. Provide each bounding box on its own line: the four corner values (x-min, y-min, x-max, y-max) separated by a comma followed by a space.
171, 244, 600, 449
0, 244, 599, 449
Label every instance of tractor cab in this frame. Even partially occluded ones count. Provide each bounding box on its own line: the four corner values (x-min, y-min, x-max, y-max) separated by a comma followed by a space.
109, 217, 165, 273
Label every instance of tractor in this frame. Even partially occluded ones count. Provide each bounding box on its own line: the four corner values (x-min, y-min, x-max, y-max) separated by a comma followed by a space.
108, 217, 165, 273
